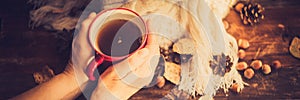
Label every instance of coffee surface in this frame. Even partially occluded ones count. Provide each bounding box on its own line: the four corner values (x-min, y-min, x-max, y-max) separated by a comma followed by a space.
96, 19, 143, 57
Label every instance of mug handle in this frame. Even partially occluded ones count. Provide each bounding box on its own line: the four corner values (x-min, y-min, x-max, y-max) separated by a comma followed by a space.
87, 56, 104, 81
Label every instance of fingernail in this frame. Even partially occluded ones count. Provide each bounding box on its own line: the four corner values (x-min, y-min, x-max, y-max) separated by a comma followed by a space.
89, 12, 97, 18
138, 48, 149, 58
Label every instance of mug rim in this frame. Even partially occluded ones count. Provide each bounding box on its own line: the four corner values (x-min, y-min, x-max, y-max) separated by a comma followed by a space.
88, 7, 148, 61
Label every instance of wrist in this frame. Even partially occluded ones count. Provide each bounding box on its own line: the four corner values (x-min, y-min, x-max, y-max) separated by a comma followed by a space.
92, 67, 141, 99
91, 81, 120, 100
63, 62, 89, 87
92, 79, 140, 100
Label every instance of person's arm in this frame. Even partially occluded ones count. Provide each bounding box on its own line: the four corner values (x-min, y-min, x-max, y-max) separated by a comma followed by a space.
11, 64, 88, 100
11, 12, 95, 100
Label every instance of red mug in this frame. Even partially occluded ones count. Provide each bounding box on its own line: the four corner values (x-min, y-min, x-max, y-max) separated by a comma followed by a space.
87, 8, 148, 81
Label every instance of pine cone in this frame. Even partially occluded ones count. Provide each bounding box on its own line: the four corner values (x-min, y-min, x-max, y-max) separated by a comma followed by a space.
237, 3, 265, 25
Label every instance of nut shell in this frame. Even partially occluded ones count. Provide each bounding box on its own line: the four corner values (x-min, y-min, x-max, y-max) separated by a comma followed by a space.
236, 62, 248, 71
272, 60, 282, 69
238, 39, 250, 49
238, 49, 246, 59
244, 68, 255, 79
250, 60, 262, 70
262, 64, 271, 74
231, 83, 241, 93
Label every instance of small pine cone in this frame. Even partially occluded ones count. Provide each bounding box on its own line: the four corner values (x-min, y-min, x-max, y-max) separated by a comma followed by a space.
240, 3, 265, 25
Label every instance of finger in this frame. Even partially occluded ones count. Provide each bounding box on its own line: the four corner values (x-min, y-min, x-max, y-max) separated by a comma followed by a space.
80, 12, 97, 33
88, 12, 97, 19
144, 34, 159, 50
141, 34, 160, 73
75, 12, 97, 48
72, 12, 97, 69
117, 53, 160, 88
109, 33, 161, 80
111, 47, 160, 88
128, 48, 149, 69
112, 48, 149, 79
144, 34, 160, 68
128, 48, 152, 78
131, 54, 160, 78
127, 45, 160, 78
110, 34, 160, 87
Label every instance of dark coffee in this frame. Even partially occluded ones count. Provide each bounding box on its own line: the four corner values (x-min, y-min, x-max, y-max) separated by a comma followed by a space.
96, 19, 143, 57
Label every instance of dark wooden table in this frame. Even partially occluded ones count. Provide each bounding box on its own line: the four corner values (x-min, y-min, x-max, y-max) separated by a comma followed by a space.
0, 0, 299, 99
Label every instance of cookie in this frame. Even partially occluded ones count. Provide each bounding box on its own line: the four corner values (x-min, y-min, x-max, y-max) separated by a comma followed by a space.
173, 38, 195, 54
163, 62, 181, 85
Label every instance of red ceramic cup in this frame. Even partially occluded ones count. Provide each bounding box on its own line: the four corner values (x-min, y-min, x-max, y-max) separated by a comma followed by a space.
87, 8, 148, 81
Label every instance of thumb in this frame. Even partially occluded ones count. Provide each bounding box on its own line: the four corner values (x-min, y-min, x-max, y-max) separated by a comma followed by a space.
78, 12, 97, 36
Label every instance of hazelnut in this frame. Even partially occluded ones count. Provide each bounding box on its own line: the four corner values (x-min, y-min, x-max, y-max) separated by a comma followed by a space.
250, 60, 262, 70
236, 62, 248, 71
272, 60, 282, 69
238, 39, 250, 49
244, 68, 255, 79
156, 76, 165, 88
231, 83, 241, 93
262, 64, 271, 74
238, 49, 246, 59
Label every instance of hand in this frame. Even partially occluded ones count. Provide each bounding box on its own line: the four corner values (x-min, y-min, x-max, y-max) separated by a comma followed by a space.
65, 12, 97, 86
91, 34, 160, 100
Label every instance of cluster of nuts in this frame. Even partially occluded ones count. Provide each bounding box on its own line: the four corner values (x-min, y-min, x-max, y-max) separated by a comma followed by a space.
231, 39, 283, 93
236, 39, 282, 80
237, 60, 282, 79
